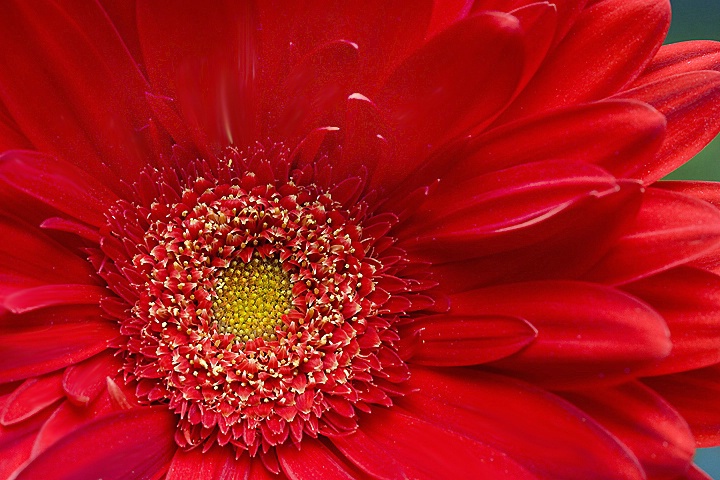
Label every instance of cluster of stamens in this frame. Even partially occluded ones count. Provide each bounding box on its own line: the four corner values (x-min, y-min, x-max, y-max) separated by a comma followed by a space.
103, 157, 411, 455
213, 256, 292, 342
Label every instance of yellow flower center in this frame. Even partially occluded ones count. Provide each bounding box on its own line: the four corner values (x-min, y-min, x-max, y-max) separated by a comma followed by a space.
213, 256, 292, 342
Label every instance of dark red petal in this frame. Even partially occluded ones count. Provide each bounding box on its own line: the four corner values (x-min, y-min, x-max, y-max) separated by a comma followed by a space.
500, 0, 669, 120
471, 0, 589, 47
0, 217, 97, 286
0, 395, 53, 479
274, 40, 359, 141
450, 281, 671, 388
400, 161, 622, 263
257, 1, 433, 97
62, 351, 122, 406
441, 99, 665, 183
0, 0, 154, 190
623, 267, 720, 376
0, 371, 64, 425
657, 181, 720, 209
0, 320, 116, 383
333, 94, 386, 184
632, 41, 720, 86
277, 438, 356, 480
428, 179, 643, 291
561, 382, 694, 479
31, 387, 124, 457
0, 104, 32, 151
333, 406, 537, 479
0, 151, 118, 227
614, 71, 720, 183
167, 445, 249, 480
399, 367, 644, 480
644, 365, 720, 448
4, 285, 107, 315
510, 2, 558, 89
137, 0, 261, 150
583, 188, 720, 285
11, 407, 176, 480
371, 12, 524, 190
398, 314, 537, 366
40, 217, 100, 243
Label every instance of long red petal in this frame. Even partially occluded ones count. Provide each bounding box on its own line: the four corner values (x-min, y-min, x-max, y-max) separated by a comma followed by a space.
371, 11, 524, 190
399, 367, 645, 479
623, 266, 720, 376
11, 407, 176, 480
62, 351, 122, 406
632, 40, 720, 86
562, 382, 694, 479
645, 365, 720, 448
450, 281, 671, 388
0, 151, 118, 227
4, 285, 107, 315
0, 0, 155, 191
0, 372, 64, 426
614, 71, 720, 183
167, 445, 250, 480
333, 406, 537, 479
398, 314, 537, 366
0, 319, 117, 383
583, 188, 720, 285
500, 0, 669, 120
277, 438, 356, 480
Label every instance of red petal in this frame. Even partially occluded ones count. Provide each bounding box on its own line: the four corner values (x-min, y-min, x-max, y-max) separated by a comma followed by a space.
333, 406, 537, 479
11, 407, 176, 480
0, 1, 154, 190
428, 179, 643, 291
274, 41, 359, 141
645, 365, 720, 448
0, 151, 118, 227
398, 314, 537, 366
167, 445, 249, 480
633, 41, 720, 86
0, 217, 97, 286
450, 281, 671, 388
584, 188, 720, 285
614, 71, 720, 183
371, 12, 524, 190
0, 372, 64, 425
4, 285, 106, 314
62, 351, 122, 406
562, 382, 694, 479
623, 267, 720, 376
257, 1, 433, 97
400, 160, 621, 263
31, 388, 122, 457
277, 438, 356, 480
0, 395, 53, 479
442, 99, 665, 183
0, 319, 117, 383
510, 2, 558, 89
137, 1, 261, 150
401, 367, 646, 479
500, 0, 669, 120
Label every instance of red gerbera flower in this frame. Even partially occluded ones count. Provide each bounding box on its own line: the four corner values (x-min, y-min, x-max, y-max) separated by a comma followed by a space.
1, 0, 720, 478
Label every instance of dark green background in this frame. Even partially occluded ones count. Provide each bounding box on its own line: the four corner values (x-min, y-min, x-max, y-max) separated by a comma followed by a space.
664, 0, 719, 476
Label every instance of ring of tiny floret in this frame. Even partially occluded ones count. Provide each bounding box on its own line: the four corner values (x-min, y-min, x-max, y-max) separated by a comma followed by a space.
102, 149, 410, 455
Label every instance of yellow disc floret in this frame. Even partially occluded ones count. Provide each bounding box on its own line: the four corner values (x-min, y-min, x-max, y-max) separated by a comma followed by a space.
213, 255, 292, 342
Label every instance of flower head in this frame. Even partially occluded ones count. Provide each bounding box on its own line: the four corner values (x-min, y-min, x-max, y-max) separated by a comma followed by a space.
1, 1, 720, 479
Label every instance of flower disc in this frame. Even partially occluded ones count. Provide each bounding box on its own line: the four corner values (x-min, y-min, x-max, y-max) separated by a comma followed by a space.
101, 149, 412, 454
